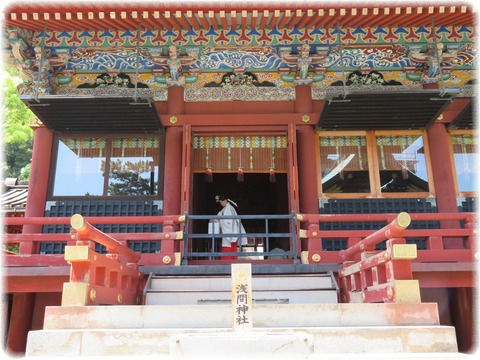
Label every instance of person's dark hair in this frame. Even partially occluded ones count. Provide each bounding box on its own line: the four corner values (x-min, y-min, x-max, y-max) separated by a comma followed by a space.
215, 194, 238, 208
215, 194, 227, 202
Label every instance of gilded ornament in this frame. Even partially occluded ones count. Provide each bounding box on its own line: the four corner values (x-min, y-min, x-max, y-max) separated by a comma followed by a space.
311, 253, 321, 262
170, 116, 178, 124
90, 289, 96, 302
302, 115, 310, 123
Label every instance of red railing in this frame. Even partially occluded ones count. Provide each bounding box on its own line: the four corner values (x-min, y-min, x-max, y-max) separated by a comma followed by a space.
297, 211, 476, 303
63, 214, 142, 306
4, 214, 185, 306
2, 211, 477, 304
3, 214, 185, 267
297, 212, 476, 264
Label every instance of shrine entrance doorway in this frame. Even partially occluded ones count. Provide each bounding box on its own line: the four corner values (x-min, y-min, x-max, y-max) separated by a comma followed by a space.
189, 133, 291, 256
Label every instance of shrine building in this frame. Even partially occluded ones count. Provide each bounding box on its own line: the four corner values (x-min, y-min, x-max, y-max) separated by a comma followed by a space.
1, 1, 477, 357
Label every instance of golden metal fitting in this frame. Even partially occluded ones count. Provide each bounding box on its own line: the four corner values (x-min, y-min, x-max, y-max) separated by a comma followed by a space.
117, 294, 123, 304
311, 253, 321, 262
70, 214, 87, 231
165, 233, 170, 239
387, 287, 393, 300
312, 231, 317, 236
395, 212, 411, 230
163, 255, 172, 264
90, 289, 96, 302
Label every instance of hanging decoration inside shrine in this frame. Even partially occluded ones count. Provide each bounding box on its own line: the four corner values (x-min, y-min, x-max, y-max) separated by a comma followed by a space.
192, 135, 288, 175
237, 138, 244, 182
269, 148, 276, 183
205, 140, 213, 183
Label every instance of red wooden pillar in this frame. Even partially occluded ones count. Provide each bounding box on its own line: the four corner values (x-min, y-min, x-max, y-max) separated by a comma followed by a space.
6, 293, 35, 355
450, 287, 473, 353
296, 125, 319, 214
163, 126, 183, 217
163, 86, 185, 258
297, 125, 321, 262
20, 126, 53, 254
294, 84, 312, 113
164, 85, 185, 216
295, 85, 319, 261
427, 122, 461, 249
167, 86, 185, 114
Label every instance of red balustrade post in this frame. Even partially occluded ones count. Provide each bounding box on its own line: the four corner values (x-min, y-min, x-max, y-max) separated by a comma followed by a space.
62, 215, 143, 306
160, 219, 177, 265
20, 126, 53, 254
463, 216, 475, 250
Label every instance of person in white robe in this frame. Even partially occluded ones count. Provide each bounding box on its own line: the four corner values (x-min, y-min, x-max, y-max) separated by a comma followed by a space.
214, 194, 247, 259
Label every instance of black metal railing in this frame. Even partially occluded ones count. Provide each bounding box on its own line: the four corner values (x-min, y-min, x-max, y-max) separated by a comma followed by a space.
182, 213, 299, 264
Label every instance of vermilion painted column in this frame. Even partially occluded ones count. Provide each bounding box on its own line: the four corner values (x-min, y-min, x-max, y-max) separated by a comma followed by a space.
297, 125, 321, 264
296, 125, 319, 214
163, 86, 185, 261
6, 293, 35, 355
295, 85, 320, 263
427, 122, 460, 249
20, 126, 53, 254
164, 85, 185, 217
167, 86, 185, 114
163, 126, 183, 216
294, 84, 313, 113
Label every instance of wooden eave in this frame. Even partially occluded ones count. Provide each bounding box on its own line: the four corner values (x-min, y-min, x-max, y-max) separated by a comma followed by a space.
21, 95, 164, 134
2, 2, 476, 32
447, 98, 475, 130
317, 89, 458, 131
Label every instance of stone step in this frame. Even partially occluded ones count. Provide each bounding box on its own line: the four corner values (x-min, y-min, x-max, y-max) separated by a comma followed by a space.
26, 326, 458, 357
149, 273, 335, 291
145, 273, 338, 305
145, 289, 339, 305
43, 303, 442, 330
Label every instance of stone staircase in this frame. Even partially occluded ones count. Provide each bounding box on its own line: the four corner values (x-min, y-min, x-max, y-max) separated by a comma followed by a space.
144, 271, 339, 305
26, 303, 462, 358
25, 267, 465, 358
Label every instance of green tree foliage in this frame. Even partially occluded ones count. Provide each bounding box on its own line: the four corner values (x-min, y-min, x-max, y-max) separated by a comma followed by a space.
1, 67, 35, 180
108, 171, 154, 196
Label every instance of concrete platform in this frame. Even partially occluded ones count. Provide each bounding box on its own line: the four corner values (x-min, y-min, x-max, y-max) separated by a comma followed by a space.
43, 303, 443, 330
26, 302, 461, 358
26, 325, 458, 357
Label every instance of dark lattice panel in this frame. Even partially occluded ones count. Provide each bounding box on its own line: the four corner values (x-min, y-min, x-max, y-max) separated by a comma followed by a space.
319, 198, 439, 250
41, 200, 162, 254
458, 197, 476, 212
39, 242, 66, 254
